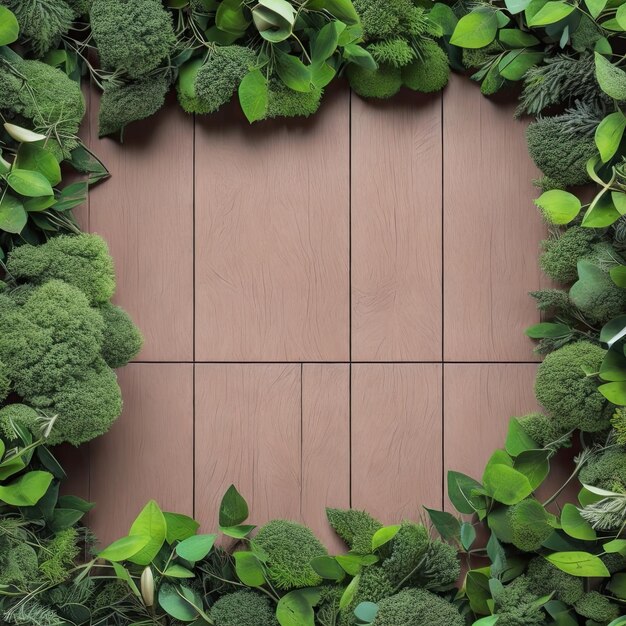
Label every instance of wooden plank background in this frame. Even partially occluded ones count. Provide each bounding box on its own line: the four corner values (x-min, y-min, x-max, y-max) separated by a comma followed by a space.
74, 74, 545, 546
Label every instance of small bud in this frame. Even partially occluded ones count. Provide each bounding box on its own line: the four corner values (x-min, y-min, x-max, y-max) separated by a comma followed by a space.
140, 566, 154, 607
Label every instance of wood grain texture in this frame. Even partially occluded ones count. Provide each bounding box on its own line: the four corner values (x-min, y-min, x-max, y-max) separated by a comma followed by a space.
88, 93, 194, 362
351, 92, 443, 362
443, 363, 539, 509
302, 364, 350, 550
443, 75, 545, 361
194, 364, 301, 529
352, 364, 442, 521
89, 364, 194, 545
194, 87, 350, 362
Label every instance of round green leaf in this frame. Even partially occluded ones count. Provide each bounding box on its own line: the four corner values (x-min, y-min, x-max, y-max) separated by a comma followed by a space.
545, 552, 610, 577
98, 535, 151, 562
595, 111, 626, 163
219, 484, 249, 527
238, 70, 268, 123
158, 583, 200, 622
527, 1, 575, 26
595, 52, 626, 100
14, 143, 61, 185
234, 551, 266, 587
0, 194, 27, 234
0, 7, 19, 46
534, 189, 581, 224
371, 525, 401, 551
599, 380, 626, 404
450, 10, 498, 49
7, 169, 54, 198
560, 503, 597, 540
483, 463, 533, 505
311, 555, 346, 581
128, 500, 167, 565
354, 601, 379, 623
0, 470, 53, 506
175, 533, 216, 562
276, 590, 316, 626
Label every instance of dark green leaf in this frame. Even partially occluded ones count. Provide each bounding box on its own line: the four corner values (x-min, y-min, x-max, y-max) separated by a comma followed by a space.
238, 70, 268, 123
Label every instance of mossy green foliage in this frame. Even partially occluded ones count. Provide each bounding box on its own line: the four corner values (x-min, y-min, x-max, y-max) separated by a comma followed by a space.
253, 520, 327, 589
0, 234, 140, 446
0, 361, 9, 403
540, 227, 597, 283
402, 40, 450, 93
372, 588, 464, 626
382, 522, 429, 584
534, 341, 612, 433
0, 528, 39, 585
492, 576, 547, 626
99, 303, 143, 368
579, 448, 626, 493
0, 59, 85, 158
526, 115, 596, 188
210, 590, 278, 626
353, 0, 431, 43
508, 499, 553, 552
517, 412, 567, 448
326, 507, 382, 553
347, 64, 402, 99
526, 557, 584, 606
98, 74, 170, 137
90, 0, 175, 78
0, 0, 74, 57
194, 46, 257, 114
7, 233, 115, 305
574, 590, 620, 624
0, 403, 39, 440
611, 407, 626, 445
265, 79, 323, 119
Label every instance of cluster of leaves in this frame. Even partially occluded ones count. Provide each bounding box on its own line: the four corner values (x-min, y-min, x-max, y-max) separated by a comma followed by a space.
1, 0, 452, 135
0, 6, 108, 252
2, 483, 464, 626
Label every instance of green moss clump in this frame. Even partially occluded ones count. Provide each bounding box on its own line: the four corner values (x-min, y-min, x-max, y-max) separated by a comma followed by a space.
531, 288, 573, 314
492, 576, 547, 626
0, 404, 39, 440
517, 413, 568, 448
353, 0, 429, 41
579, 448, 626, 493
0, 539, 39, 585
194, 46, 257, 114
7, 234, 115, 305
540, 227, 597, 283
0, 60, 85, 157
0, 0, 74, 57
526, 116, 596, 188
569, 259, 626, 325
575, 591, 620, 624
98, 75, 170, 137
526, 557, 584, 606
67, 0, 92, 16
347, 64, 402, 99
601, 551, 626, 574
210, 590, 278, 626
0, 280, 104, 401
402, 40, 450, 93
253, 520, 327, 590
534, 341, 612, 433
49, 358, 122, 445
382, 523, 429, 584
508, 500, 553, 552
91, 0, 175, 77
372, 588, 464, 626
417, 540, 461, 590
99, 303, 143, 368
326, 508, 382, 553
265, 80, 323, 119
571, 15, 603, 52
0, 361, 9, 403
462, 43, 502, 69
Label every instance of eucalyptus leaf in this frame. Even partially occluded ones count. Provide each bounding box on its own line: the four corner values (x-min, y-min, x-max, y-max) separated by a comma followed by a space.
450, 10, 498, 49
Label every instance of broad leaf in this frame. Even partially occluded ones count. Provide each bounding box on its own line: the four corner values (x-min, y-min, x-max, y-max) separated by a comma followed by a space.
527, 1, 575, 26
545, 552, 610, 577
219, 484, 249, 527
7, 169, 54, 197
98, 535, 151, 562
164, 512, 200, 543
0, 6, 19, 46
534, 189, 581, 224
595, 52, 626, 100
234, 551, 266, 587
560, 503, 597, 540
128, 500, 167, 565
14, 143, 61, 185
238, 70, 268, 123
450, 9, 498, 49
0, 194, 27, 234
424, 507, 461, 542
595, 111, 626, 162
0, 470, 53, 506
175, 533, 216, 562
276, 589, 319, 626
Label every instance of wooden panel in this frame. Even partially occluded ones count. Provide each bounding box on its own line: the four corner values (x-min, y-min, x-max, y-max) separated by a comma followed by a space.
194, 88, 350, 362
351, 91, 442, 362
195, 364, 301, 529
443, 74, 544, 361
55, 444, 90, 501
302, 364, 350, 550
352, 364, 442, 521
88, 93, 194, 362
89, 364, 194, 545
443, 363, 539, 509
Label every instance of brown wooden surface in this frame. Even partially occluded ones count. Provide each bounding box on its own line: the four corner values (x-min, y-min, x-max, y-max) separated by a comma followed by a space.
82, 76, 546, 545
89, 364, 194, 544
443, 75, 545, 362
